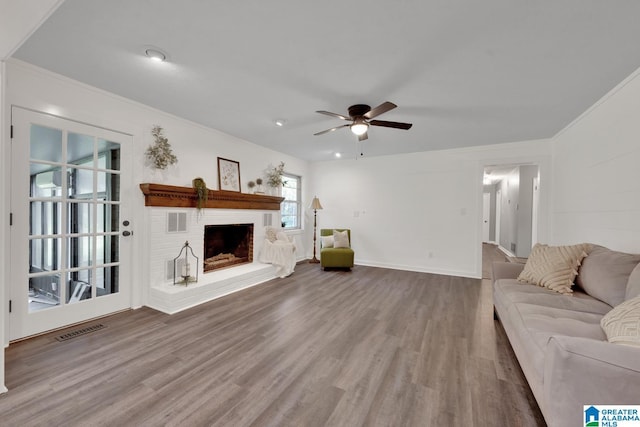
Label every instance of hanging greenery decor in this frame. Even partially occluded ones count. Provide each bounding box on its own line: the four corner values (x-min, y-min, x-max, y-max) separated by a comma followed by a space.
146, 125, 178, 169
192, 177, 208, 210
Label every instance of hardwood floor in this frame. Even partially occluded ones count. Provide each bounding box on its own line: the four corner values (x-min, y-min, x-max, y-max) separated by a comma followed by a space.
1, 256, 544, 426
482, 242, 507, 279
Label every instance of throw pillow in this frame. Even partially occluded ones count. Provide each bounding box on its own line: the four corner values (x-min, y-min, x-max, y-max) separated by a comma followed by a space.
575, 245, 640, 307
265, 227, 278, 243
601, 296, 640, 347
626, 263, 640, 301
276, 231, 289, 242
333, 230, 350, 248
517, 243, 592, 295
321, 235, 334, 248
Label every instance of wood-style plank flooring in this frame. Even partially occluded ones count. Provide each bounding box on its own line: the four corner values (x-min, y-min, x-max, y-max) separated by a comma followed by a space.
1, 247, 544, 426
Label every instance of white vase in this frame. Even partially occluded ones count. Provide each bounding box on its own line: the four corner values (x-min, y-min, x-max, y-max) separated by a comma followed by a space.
270, 186, 282, 197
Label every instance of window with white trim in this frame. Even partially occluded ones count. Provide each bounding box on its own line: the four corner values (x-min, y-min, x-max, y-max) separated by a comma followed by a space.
281, 173, 301, 229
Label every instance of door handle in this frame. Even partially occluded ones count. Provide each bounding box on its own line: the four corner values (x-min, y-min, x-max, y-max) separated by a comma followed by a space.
122, 230, 132, 237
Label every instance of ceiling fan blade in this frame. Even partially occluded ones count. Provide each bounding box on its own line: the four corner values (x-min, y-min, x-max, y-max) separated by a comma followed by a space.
314, 124, 349, 136
369, 119, 413, 130
316, 110, 351, 121
358, 131, 368, 141
364, 101, 397, 119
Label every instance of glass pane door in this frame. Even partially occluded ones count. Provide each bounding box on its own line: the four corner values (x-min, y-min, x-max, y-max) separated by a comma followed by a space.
11, 108, 131, 340
28, 130, 122, 311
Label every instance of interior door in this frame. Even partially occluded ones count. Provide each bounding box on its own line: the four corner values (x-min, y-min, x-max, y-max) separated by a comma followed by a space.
9, 107, 132, 340
495, 189, 502, 247
531, 177, 540, 247
482, 192, 491, 242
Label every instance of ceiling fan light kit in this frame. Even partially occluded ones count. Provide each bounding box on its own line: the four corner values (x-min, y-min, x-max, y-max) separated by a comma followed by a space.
350, 119, 368, 136
314, 101, 412, 142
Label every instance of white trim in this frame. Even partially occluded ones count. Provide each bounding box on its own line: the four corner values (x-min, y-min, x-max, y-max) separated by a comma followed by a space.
497, 245, 515, 258
354, 260, 480, 280
553, 65, 640, 140
0, 59, 7, 393
0, 1, 65, 60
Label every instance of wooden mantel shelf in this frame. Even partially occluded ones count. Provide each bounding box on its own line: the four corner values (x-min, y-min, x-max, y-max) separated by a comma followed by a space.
139, 183, 284, 210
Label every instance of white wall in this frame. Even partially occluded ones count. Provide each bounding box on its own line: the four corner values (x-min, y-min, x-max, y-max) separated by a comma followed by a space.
1, 59, 311, 345
550, 66, 640, 253
310, 140, 552, 278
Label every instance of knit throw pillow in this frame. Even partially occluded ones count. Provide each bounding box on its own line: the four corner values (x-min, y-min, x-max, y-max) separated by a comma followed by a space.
601, 296, 640, 347
517, 243, 592, 295
333, 230, 350, 248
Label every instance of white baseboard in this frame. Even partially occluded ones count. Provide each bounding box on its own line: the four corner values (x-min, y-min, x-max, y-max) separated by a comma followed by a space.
497, 245, 515, 257
354, 259, 481, 279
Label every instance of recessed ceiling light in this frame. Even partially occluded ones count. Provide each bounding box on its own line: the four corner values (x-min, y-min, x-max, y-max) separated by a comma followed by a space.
274, 119, 287, 127
145, 48, 166, 62
335, 152, 342, 158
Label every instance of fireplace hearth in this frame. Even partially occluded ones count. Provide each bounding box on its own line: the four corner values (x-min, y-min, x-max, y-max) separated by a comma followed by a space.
203, 224, 254, 272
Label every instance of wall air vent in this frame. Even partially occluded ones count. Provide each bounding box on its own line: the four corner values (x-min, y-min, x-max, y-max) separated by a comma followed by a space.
167, 212, 187, 233
263, 213, 273, 227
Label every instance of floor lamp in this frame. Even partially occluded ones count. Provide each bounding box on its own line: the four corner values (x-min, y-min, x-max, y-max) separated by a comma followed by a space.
309, 196, 323, 263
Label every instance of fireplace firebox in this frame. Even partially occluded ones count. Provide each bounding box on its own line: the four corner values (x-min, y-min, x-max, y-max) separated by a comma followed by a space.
203, 224, 254, 272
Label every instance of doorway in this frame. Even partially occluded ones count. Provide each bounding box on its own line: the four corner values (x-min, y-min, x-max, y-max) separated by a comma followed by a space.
482, 163, 540, 277
9, 107, 133, 340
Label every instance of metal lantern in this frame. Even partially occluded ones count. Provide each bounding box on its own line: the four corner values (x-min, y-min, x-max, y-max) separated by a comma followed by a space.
173, 241, 199, 286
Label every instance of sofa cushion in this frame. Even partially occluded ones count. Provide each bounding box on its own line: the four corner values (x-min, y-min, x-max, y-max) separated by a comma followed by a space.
494, 279, 613, 316
499, 300, 606, 383
576, 245, 640, 307
601, 296, 640, 347
626, 263, 640, 301
517, 243, 591, 295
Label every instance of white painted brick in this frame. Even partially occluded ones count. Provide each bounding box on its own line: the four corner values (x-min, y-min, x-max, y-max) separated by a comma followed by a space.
146, 207, 278, 308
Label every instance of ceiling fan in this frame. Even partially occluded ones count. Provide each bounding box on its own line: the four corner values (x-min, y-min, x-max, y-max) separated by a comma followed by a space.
314, 101, 412, 141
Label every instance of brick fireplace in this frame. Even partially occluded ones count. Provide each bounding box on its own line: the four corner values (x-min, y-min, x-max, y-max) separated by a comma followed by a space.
140, 183, 286, 314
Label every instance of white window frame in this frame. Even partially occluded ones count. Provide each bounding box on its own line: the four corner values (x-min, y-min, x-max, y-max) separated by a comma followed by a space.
281, 172, 301, 230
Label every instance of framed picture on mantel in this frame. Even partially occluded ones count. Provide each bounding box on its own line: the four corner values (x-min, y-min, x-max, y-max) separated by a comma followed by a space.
217, 157, 241, 192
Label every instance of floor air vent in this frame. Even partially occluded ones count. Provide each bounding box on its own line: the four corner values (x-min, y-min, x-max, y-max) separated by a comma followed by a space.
55, 324, 106, 342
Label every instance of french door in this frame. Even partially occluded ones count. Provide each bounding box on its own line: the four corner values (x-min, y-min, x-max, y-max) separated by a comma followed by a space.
9, 107, 132, 340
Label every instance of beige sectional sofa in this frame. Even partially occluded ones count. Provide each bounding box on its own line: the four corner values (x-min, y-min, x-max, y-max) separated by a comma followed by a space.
492, 245, 640, 427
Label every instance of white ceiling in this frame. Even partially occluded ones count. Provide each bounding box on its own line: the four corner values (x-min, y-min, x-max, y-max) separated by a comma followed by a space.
12, 0, 640, 162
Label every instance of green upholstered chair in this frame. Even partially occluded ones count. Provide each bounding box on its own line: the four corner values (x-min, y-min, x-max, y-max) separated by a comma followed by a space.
320, 229, 354, 270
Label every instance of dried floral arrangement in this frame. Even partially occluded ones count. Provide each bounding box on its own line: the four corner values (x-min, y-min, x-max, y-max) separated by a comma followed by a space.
146, 125, 178, 169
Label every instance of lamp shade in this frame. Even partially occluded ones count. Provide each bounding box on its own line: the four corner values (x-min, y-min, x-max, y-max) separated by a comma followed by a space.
309, 196, 323, 210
